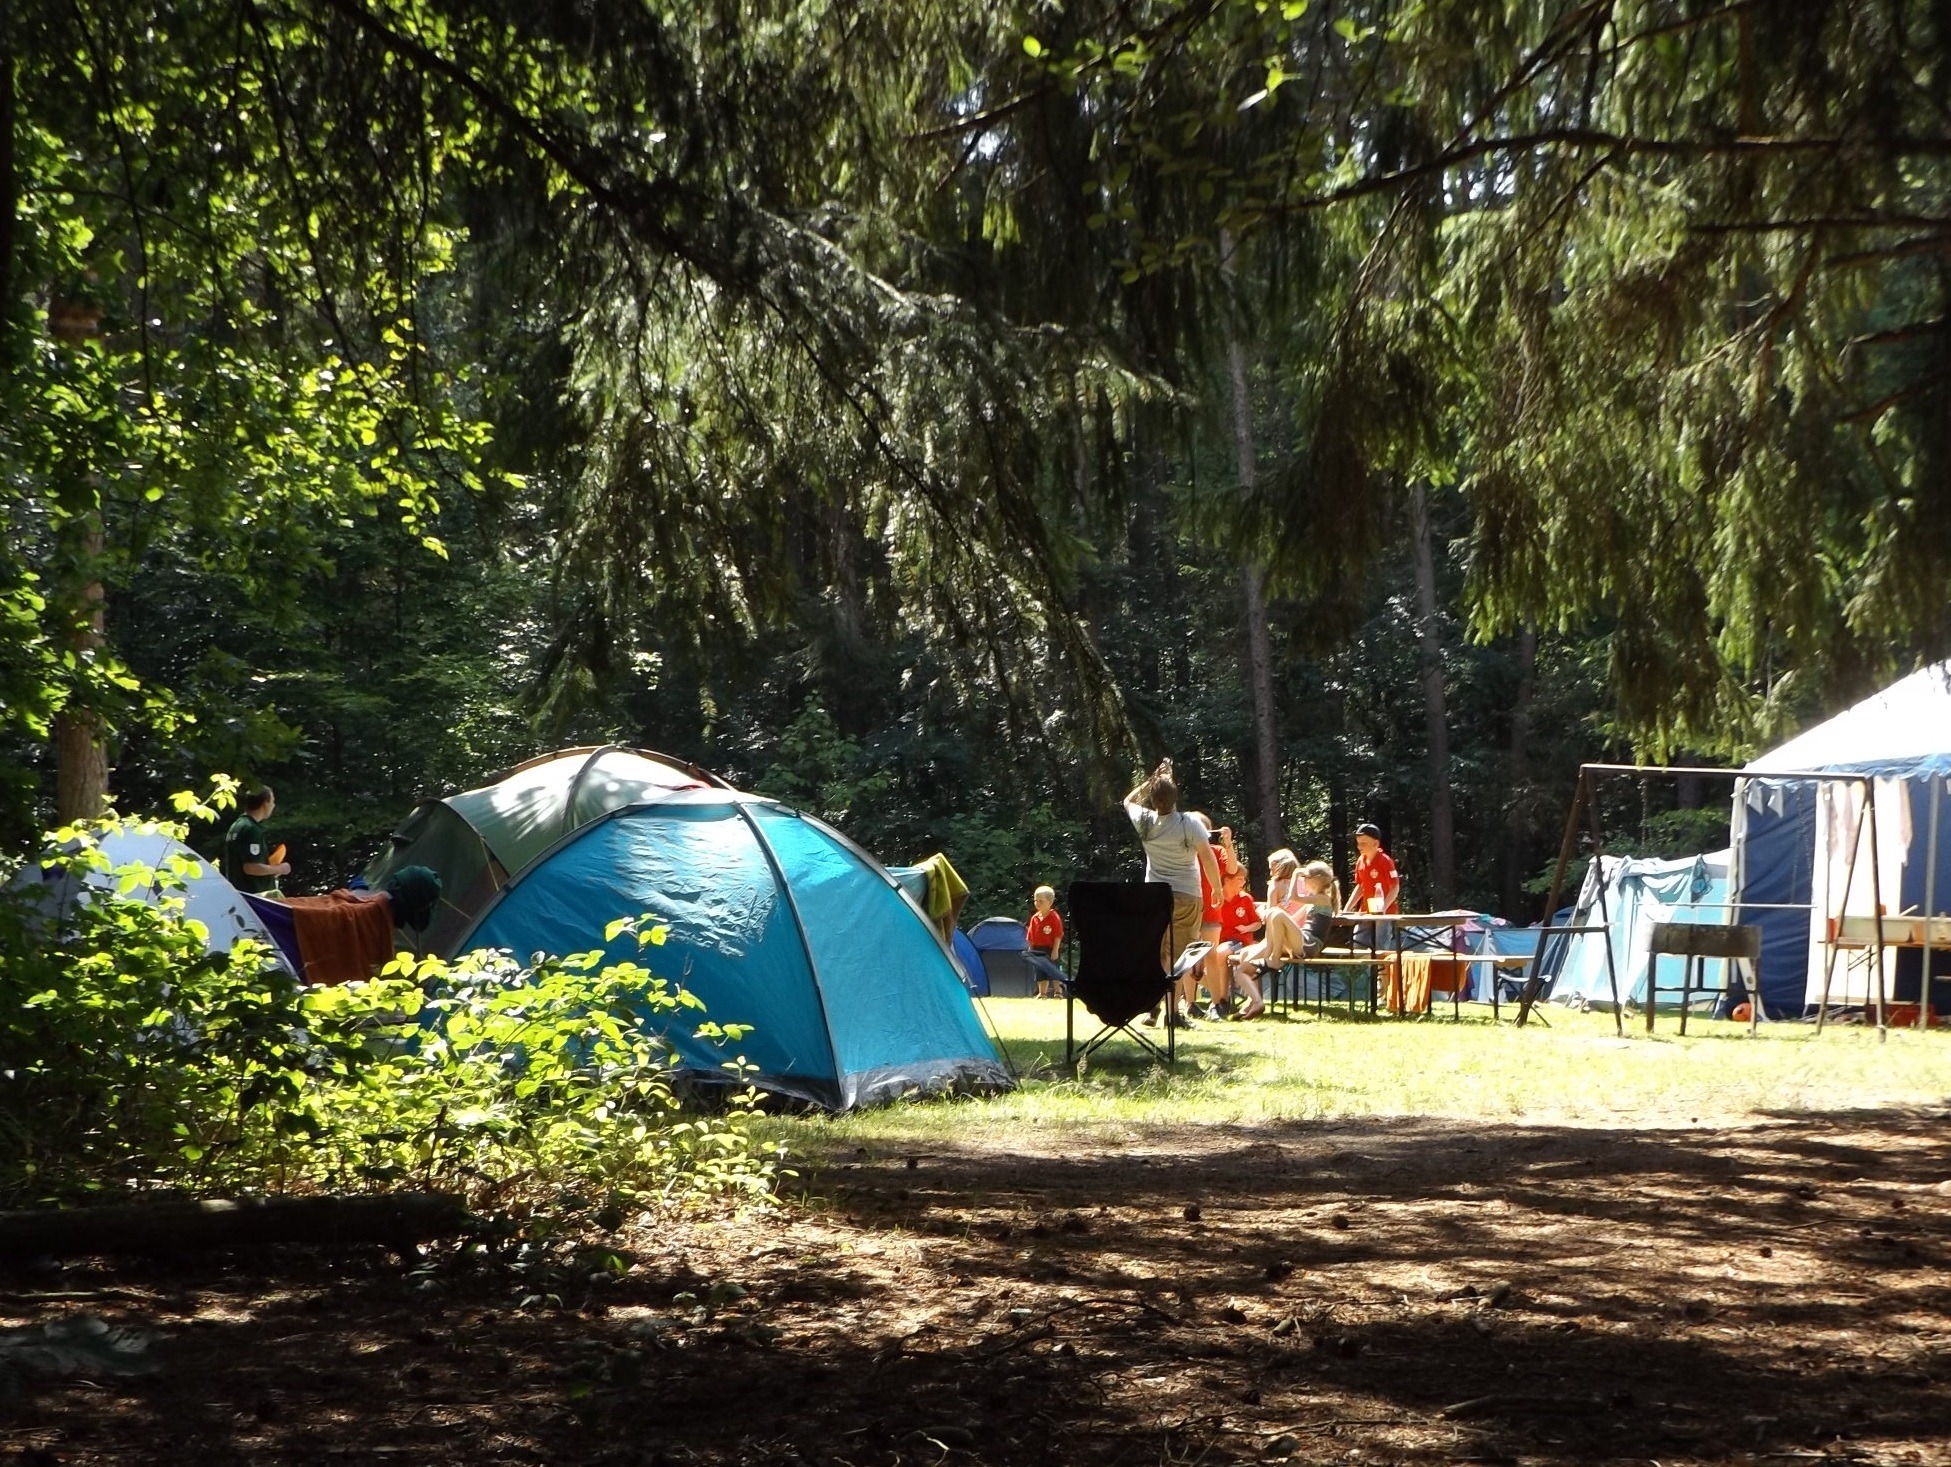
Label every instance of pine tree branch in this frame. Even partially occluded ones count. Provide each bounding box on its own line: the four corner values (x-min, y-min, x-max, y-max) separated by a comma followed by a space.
1844, 319, 1946, 350
308, 0, 721, 283
1824, 235, 1951, 270
1694, 214, 1951, 233
1275, 129, 1951, 215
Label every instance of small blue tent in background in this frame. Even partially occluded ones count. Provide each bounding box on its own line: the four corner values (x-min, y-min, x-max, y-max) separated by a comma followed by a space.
950, 928, 987, 996
458, 789, 1010, 1111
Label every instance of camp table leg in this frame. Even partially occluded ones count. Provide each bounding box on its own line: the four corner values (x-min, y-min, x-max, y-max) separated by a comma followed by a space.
1646, 950, 1658, 1034
1678, 953, 1691, 1036
1396, 924, 1406, 1018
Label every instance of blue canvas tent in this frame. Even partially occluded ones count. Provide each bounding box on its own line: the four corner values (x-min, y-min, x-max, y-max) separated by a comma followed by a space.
967, 915, 1048, 997
1453, 919, 1544, 1002
456, 789, 1010, 1111
1735, 664, 1951, 1018
1553, 851, 1736, 1011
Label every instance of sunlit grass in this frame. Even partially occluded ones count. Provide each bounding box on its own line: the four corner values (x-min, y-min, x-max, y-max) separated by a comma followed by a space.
761, 997, 1951, 1156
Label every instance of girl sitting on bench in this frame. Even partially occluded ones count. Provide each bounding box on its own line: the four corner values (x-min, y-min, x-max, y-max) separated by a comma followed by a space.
1232, 856, 1339, 1011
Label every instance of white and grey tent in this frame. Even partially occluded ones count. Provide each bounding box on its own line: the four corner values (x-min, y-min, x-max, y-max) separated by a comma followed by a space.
1733, 664, 1951, 1018
7, 823, 295, 977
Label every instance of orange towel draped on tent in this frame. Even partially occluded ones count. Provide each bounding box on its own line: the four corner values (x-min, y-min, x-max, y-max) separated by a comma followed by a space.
278, 890, 398, 986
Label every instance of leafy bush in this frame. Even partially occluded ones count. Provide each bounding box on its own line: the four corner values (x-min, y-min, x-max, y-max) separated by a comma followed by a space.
294, 939, 781, 1208
0, 819, 781, 1211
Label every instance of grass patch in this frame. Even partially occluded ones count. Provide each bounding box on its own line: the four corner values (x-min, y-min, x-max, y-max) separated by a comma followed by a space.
763, 998, 1951, 1155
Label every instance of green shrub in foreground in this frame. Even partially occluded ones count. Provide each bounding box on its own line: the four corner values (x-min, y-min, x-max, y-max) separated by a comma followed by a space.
0, 819, 781, 1210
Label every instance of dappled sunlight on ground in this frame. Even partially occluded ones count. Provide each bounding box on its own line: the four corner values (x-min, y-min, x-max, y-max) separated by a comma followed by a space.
5, 1106, 1949, 1464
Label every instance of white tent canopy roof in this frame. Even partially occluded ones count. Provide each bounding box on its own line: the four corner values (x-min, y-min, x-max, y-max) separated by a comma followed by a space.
1744, 662, 1951, 773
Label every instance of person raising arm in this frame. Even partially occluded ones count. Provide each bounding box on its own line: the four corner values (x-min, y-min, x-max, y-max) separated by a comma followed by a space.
1123, 760, 1221, 1024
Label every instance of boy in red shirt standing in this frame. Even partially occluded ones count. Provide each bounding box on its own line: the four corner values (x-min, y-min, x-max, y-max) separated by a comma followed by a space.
1343, 822, 1401, 948
1345, 822, 1401, 913
1026, 885, 1065, 998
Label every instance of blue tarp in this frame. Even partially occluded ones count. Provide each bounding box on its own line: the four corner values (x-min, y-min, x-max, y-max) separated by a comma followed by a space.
1554, 851, 1735, 1010
1459, 923, 1544, 1003
461, 791, 1010, 1111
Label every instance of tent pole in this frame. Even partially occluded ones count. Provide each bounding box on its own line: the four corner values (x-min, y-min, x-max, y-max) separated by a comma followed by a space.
1733, 778, 1761, 1034
1816, 784, 1868, 1034
1924, 773, 1943, 1031
1518, 766, 1587, 1028
1580, 778, 1625, 1037
731, 802, 848, 1105
970, 992, 1020, 1080
1866, 777, 1889, 1039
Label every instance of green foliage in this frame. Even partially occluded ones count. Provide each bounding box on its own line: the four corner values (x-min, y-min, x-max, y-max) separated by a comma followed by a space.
1524, 807, 1735, 900
750, 703, 895, 827
0, 819, 312, 1199
295, 944, 779, 1207
0, 818, 779, 1209
15, 0, 1951, 955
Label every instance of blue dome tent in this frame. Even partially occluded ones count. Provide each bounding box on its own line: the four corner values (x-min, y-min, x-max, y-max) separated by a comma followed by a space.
455, 788, 1010, 1111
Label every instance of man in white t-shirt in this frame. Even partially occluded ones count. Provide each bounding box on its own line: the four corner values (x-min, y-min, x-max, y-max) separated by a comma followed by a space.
1123, 760, 1221, 1017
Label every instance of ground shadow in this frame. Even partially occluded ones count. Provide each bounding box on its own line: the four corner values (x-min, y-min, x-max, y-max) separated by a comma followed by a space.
7, 1106, 1948, 1464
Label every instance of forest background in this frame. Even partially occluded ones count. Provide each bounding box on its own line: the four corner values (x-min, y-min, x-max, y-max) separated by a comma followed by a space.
6, 0, 1951, 926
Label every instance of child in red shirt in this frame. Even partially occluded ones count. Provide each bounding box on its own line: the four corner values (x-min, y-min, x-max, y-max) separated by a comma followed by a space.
1214, 861, 1265, 1018
1344, 822, 1400, 951
1345, 822, 1401, 914
1026, 885, 1065, 999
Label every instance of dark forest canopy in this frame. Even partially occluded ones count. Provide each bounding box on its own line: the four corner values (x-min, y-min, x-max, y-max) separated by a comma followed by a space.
4, 0, 1949, 915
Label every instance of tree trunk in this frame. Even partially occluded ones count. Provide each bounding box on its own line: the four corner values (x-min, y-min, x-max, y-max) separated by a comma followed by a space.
1220, 228, 1286, 874
53, 505, 109, 823
1, 36, 16, 333
1499, 628, 1539, 919
1409, 484, 1454, 906
1240, 563, 1285, 866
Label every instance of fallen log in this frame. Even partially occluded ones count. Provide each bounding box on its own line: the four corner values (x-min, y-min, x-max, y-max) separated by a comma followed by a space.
0, 1193, 474, 1261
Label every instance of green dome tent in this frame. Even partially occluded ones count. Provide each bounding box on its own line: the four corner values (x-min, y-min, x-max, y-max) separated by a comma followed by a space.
364, 746, 727, 955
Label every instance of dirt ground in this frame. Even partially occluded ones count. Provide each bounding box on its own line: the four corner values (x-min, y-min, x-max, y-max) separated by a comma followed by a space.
4, 1108, 1950, 1466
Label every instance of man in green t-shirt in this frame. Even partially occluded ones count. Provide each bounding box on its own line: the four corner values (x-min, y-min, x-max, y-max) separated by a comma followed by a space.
223, 785, 291, 895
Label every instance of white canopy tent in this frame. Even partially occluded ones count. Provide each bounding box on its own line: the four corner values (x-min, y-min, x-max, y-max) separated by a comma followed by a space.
1735, 663, 1951, 1018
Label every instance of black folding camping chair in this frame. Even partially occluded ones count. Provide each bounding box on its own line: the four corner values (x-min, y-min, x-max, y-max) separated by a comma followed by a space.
1065, 880, 1180, 1068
